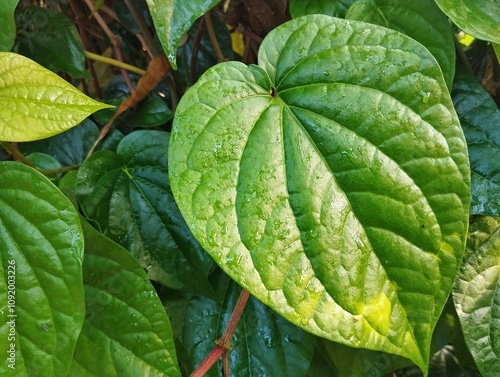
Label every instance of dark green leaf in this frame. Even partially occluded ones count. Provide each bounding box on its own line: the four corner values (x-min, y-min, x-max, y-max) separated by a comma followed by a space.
68, 218, 181, 377
127, 97, 173, 128
146, 0, 221, 69
453, 216, 500, 377
15, 7, 90, 78
0, 162, 84, 376
169, 15, 470, 371
164, 270, 315, 377
452, 65, 500, 216
76, 130, 214, 296
22, 119, 100, 166
0, 0, 18, 51
289, 0, 355, 18
26, 152, 62, 183
346, 0, 455, 89
434, 0, 500, 44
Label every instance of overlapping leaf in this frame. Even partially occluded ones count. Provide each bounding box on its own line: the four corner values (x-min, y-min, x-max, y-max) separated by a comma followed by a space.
452, 66, 500, 216
453, 216, 500, 377
76, 130, 214, 296
345, 0, 455, 89
0, 53, 112, 142
169, 15, 470, 371
164, 270, 315, 376
146, 0, 221, 69
68, 218, 181, 377
434, 0, 500, 44
289, 0, 355, 18
0, 0, 18, 51
0, 162, 84, 376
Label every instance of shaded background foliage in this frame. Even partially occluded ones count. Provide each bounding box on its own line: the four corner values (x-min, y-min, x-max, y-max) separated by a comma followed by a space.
0, 0, 499, 376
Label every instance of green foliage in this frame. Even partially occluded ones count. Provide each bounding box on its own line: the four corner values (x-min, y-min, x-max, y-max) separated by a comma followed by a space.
0, 1, 498, 376
169, 14, 469, 371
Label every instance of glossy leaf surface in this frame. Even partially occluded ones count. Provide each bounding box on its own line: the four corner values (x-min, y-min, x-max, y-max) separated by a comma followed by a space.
433, 0, 500, 44
289, 0, 355, 18
15, 6, 90, 78
146, 0, 220, 69
453, 216, 500, 377
346, 0, 455, 89
0, 0, 18, 51
164, 270, 315, 377
68, 218, 181, 377
452, 65, 500, 216
0, 53, 111, 142
0, 162, 84, 376
169, 15, 470, 370
76, 130, 214, 296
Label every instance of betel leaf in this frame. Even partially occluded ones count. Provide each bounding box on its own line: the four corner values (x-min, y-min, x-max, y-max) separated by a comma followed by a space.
345, 0, 455, 90
68, 218, 181, 377
0, 0, 18, 52
452, 65, 500, 216
289, 0, 355, 18
146, 0, 221, 69
169, 15, 470, 371
15, 6, 90, 78
0, 162, 84, 376
164, 269, 315, 377
433, 0, 500, 44
0, 53, 112, 142
76, 130, 214, 297
453, 216, 500, 377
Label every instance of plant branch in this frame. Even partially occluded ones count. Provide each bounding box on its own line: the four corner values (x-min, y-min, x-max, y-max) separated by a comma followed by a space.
41, 165, 80, 176
190, 289, 250, 377
84, 50, 146, 75
205, 13, 226, 62
124, 0, 157, 59
0, 142, 34, 167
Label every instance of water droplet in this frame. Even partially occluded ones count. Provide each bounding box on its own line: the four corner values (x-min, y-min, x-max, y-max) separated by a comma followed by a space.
422, 91, 431, 104
323, 70, 331, 77
284, 336, 290, 343
301, 317, 309, 325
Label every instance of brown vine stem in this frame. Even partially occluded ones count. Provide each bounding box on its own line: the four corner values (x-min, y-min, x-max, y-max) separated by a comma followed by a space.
0, 142, 34, 167
204, 13, 226, 63
190, 289, 251, 377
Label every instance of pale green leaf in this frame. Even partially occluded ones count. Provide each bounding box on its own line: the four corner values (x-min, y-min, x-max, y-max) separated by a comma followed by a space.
346, 0, 455, 89
0, 53, 112, 142
146, 0, 220, 69
169, 15, 470, 372
453, 216, 500, 377
0, 162, 84, 376
0, 0, 18, 52
68, 218, 181, 377
433, 0, 500, 44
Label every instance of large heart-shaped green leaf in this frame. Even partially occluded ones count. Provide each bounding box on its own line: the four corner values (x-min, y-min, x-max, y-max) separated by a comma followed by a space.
169, 15, 470, 371
76, 130, 214, 297
452, 65, 500, 216
146, 0, 220, 69
0, 162, 84, 376
164, 270, 315, 377
0, 53, 112, 142
453, 216, 500, 377
68, 218, 181, 377
345, 0, 455, 89
433, 0, 500, 44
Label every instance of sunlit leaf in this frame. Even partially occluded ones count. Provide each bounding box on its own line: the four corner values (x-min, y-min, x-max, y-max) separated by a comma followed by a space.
433, 0, 500, 44
0, 162, 84, 376
0, 53, 112, 142
169, 15, 470, 371
146, 0, 221, 69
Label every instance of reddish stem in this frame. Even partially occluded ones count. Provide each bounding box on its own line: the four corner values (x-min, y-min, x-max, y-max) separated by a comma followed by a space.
190, 289, 251, 377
